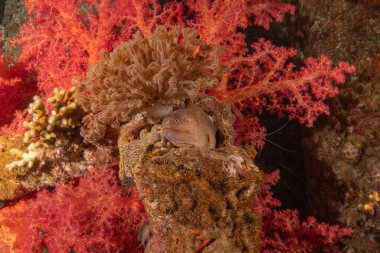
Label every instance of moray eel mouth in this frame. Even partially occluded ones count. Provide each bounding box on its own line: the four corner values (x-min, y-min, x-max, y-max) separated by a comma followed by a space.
162, 127, 190, 134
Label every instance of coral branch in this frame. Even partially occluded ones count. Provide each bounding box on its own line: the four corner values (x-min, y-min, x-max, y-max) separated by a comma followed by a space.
209, 39, 356, 127
184, 0, 294, 44
248, 0, 295, 30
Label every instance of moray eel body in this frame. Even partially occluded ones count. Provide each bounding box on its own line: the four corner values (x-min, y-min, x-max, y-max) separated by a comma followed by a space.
162, 106, 216, 149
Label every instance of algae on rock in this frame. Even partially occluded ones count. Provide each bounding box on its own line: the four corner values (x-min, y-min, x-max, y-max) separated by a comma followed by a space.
118, 97, 263, 252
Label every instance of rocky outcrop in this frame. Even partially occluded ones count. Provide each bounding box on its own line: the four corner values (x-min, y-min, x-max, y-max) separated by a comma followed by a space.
118, 97, 263, 252
297, 1, 380, 251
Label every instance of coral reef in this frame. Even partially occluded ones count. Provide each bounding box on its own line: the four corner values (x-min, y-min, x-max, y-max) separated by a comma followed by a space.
0, 88, 115, 201
13, 0, 184, 95
11, 0, 355, 148
78, 26, 224, 142
0, 0, 359, 252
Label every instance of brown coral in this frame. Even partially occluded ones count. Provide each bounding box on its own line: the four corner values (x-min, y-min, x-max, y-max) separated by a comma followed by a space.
78, 26, 225, 142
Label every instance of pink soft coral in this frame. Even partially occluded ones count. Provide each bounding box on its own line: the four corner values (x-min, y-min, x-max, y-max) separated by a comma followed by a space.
0, 167, 146, 253
254, 171, 352, 253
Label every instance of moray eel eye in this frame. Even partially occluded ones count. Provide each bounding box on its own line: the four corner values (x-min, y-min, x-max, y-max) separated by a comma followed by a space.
175, 119, 179, 124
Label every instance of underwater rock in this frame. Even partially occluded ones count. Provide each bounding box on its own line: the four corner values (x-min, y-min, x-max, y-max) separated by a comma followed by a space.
297, 1, 380, 251
118, 97, 262, 252
0, 134, 118, 201
120, 134, 262, 252
0, 136, 25, 200
0, 134, 91, 201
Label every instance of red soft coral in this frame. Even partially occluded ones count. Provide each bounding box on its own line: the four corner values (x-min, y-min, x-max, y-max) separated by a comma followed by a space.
184, 0, 294, 46
254, 171, 352, 253
0, 54, 36, 133
14, 0, 184, 95
208, 39, 355, 128
0, 167, 146, 253
249, 0, 295, 30
234, 115, 267, 148
207, 39, 354, 147
185, 0, 354, 147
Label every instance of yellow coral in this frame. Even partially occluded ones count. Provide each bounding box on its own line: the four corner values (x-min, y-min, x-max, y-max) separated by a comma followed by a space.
359, 191, 380, 216
78, 26, 225, 142
6, 88, 84, 173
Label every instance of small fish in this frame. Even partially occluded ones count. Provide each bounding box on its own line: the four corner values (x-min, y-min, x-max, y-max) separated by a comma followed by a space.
138, 221, 152, 248
162, 106, 216, 149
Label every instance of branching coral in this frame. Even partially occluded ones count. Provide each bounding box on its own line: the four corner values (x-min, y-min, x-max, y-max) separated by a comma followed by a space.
185, 0, 294, 46
6, 88, 84, 173
78, 26, 224, 142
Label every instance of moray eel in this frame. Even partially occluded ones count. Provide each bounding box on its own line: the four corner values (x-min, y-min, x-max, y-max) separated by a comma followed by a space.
162, 106, 216, 149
